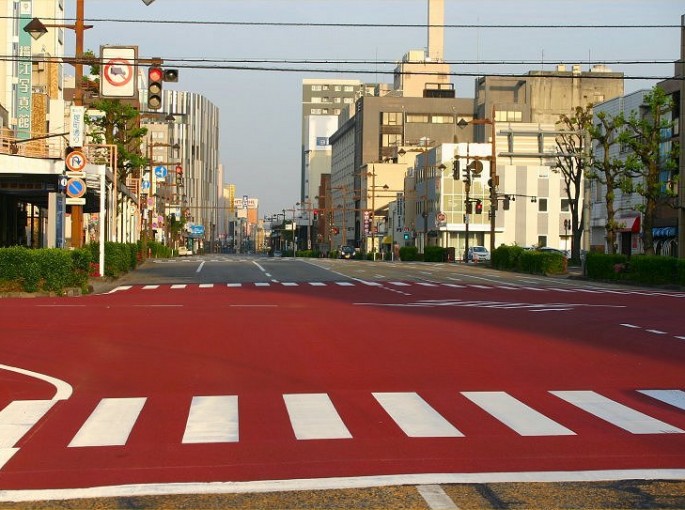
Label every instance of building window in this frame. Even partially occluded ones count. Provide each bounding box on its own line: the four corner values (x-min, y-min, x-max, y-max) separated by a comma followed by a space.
538, 235, 547, 247
311, 97, 322, 103
311, 108, 322, 115
382, 112, 403, 126
343, 98, 353, 104
538, 198, 548, 212
431, 115, 454, 124
406, 114, 429, 123
495, 110, 523, 122
561, 198, 570, 212
311, 85, 322, 91
344, 85, 354, 92
334, 97, 341, 103
382, 133, 403, 147
334, 85, 342, 91
322, 85, 329, 90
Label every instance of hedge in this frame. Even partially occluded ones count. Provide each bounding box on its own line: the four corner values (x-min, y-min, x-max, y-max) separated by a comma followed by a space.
585, 253, 685, 286
399, 246, 420, 261
0, 246, 91, 293
492, 244, 567, 275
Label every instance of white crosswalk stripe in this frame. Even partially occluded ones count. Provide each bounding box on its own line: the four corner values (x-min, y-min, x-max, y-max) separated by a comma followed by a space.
462, 391, 575, 436
283, 393, 352, 440
373, 392, 464, 438
638, 390, 685, 412
550, 391, 685, 434
182, 396, 239, 444
68, 397, 147, 447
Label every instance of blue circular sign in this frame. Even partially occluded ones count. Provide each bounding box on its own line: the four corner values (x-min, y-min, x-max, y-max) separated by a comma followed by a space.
154, 166, 168, 178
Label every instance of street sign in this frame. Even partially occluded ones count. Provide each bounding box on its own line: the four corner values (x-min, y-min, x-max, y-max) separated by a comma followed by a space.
154, 166, 168, 178
100, 46, 137, 98
141, 180, 151, 191
65, 178, 87, 198
69, 106, 85, 147
437, 212, 446, 222
65, 151, 87, 172
65, 197, 86, 205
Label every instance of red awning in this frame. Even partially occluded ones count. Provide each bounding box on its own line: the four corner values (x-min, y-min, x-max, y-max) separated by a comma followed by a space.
617, 215, 640, 233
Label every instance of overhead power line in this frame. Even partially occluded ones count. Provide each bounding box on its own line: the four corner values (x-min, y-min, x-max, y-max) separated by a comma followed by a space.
0, 15, 680, 29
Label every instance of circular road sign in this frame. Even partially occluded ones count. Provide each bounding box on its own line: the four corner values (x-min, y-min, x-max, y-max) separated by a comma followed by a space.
103, 58, 134, 88
154, 166, 168, 179
65, 151, 87, 172
66, 178, 87, 198
437, 212, 446, 222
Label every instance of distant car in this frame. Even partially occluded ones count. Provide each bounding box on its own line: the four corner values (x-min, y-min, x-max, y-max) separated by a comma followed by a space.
178, 246, 191, 256
467, 245, 490, 262
339, 245, 355, 259
538, 247, 568, 258
273, 250, 282, 258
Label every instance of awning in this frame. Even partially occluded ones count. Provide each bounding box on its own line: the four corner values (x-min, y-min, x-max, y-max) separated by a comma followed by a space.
381, 236, 393, 244
653, 226, 677, 238
617, 215, 640, 233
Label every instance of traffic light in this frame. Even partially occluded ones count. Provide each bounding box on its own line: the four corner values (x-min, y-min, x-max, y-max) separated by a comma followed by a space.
148, 65, 163, 110
403, 232, 410, 240
313, 209, 318, 221
452, 158, 460, 180
475, 199, 483, 214
163, 69, 179, 82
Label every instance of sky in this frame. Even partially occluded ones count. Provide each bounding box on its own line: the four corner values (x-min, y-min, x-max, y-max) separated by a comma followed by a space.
70, 0, 685, 216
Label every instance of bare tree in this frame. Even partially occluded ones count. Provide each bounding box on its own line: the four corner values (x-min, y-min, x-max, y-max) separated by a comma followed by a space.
586, 111, 631, 254
553, 105, 594, 262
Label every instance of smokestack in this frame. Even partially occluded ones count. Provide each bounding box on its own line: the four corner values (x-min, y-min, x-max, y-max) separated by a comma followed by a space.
428, 0, 444, 61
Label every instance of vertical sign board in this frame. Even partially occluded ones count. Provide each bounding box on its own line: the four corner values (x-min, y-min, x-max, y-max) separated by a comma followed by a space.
70, 106, 86, 148
100, 46, 138, 98
17, 1, 33, 139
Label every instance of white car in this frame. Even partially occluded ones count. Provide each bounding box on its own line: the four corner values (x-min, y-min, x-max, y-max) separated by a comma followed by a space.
467, 246, 490, 262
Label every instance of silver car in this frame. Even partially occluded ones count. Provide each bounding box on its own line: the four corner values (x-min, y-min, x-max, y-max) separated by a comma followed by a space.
467, 246, 491, 262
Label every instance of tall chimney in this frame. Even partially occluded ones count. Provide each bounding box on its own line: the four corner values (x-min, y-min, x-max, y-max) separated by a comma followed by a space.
428, 0, 444, 61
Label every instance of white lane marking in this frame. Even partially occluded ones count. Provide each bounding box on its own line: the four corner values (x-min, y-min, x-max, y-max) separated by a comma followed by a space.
199, 284, 214, 289
676, 336, 685, 341
335, 282, 354, 286
170, 284, 186, 289
226, 283, 242, 288
443, 283, 466, 288
196, 261, 206, 273
283, 394, 352, 440
550, 391, 684, 434
142, 285, 159, 290
373, 392, 463, 438
255, 283, 271, 287
5, 470, 685, 503
646, 329, 667, 335
309, 282, 326, 287
638, 390, 685, 411
0, 364, 72, 401
417, 282, 438, 287
417, 484, 460, 510
469, 284, 491, 289
0, 364, 73, 469
282, 282, 299, 287
182, 396, 239, 444
461, 392, 575, 436
68, 398, 147, 447
620, 323, 641, 329
107, 285, 132, 294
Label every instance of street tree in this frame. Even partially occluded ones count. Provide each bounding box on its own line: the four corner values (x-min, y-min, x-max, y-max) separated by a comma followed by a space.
586, 111, 630, 254
619, 87, 679, 256
552, 104, 594, 262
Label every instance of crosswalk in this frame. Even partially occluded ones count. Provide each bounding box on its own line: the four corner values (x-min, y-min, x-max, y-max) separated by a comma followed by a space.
2, 389, 683, 460
106, 282, 685, 297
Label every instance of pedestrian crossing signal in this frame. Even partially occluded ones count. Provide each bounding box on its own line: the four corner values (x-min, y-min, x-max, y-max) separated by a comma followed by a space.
475, 200, 483, 214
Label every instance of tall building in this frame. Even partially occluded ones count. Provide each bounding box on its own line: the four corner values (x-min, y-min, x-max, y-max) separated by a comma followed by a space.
301, 79, 366, 203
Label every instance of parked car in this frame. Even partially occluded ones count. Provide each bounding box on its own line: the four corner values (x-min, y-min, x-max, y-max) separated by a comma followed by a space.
538, 247, 569, 258
273, 250, 282, 258
467, 245, 490, 262
339, 245, 355, 259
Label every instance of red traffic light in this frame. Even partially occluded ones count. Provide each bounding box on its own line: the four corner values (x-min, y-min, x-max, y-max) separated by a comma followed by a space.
475, 199, 483, 214
148, 66, 163, 83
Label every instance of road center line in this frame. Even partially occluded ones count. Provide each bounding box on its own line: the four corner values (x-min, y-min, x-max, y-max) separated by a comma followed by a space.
196, 261, 206, 273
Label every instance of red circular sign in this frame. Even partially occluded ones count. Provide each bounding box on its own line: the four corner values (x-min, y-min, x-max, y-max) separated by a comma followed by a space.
104, 58, 133, 87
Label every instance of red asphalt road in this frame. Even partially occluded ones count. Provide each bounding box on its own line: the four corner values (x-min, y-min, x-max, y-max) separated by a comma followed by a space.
1, 282, 684, 490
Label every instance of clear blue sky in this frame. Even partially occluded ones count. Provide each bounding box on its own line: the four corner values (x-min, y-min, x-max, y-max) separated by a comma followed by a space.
75, 0, 684, 216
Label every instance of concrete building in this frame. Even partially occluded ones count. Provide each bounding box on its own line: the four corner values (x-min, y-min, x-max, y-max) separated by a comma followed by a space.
658, 14, 684, 258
